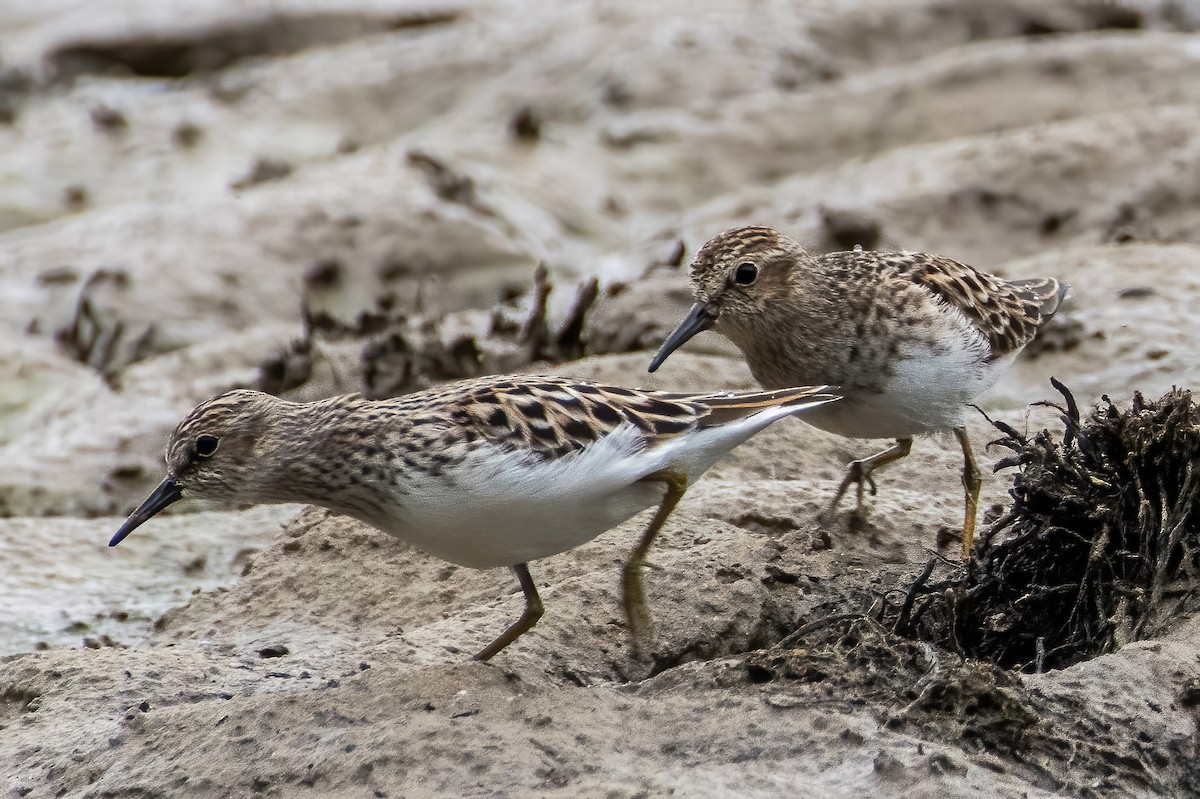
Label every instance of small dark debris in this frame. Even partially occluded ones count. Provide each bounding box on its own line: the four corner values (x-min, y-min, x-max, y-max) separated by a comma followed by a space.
49, 12, 460, 81
1039, 211, 1073, 237
1103, 203, 1159, 245
664, 239, 686, 268
304, 258, 342, 290
1085, 4, 1144, 30
173, 122, 203, 149
138, 700, 150, 712
974, 188, 1003, 208
1021, 17, 1061, 36
180, 555, 206, 575
54, 39, 237, 79
63, 185, 89, 210
407, 150, 485, 211
509, 106, 541, 142
873, 751, 904, 776
731, 512, 800, 536
819, 206, 882, 252
0, 66, 31, 125
37, 267, 79, 285
89, 105, 127, 132
1179, 678, 1200, 708
927, 752, 967, 776
232, 158, 292, 190
603, 195, 626, 217
377, 256, 415, 281
1021, 6, 1140, 37
54, 268, 149, 380
763, 564, 801, 585
258, 337, 313, 397
109, 464, 144, 481
715, 567, 744, 584
746, 663, 775, 683
602, 79, 633, 108
257, 645, 289, 659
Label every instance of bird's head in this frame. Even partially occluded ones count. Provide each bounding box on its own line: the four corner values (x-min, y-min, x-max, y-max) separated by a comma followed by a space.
648, 226, 811, 372
110, 390, 280, 546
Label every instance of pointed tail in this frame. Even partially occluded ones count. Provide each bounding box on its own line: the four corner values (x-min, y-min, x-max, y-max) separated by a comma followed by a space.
1009, 277, 1068, 322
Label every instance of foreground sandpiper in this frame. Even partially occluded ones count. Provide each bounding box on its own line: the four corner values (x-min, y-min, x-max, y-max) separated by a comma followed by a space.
111, 374, 837, 660
648, 226, 1066, 557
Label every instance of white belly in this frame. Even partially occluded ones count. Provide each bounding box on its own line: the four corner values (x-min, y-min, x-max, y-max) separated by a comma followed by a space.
388, 477, 665, 569
362, 427, 670, 568
347, 401, 814, 568
803, 319, 1015, 440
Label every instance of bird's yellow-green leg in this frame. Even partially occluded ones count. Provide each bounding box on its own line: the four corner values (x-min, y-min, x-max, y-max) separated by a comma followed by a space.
954, 427, 982, 560
474, 563, 543, 661
623, 470, 689, 645
827, 437, 913, 518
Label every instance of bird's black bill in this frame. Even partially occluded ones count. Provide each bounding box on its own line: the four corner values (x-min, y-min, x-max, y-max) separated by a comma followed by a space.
647, 301, 716, 373
109, 476, 182, 547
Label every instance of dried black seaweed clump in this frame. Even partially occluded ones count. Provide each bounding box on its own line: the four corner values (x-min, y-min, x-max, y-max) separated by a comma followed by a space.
954, 380, 1200, 671
257, 264, 599, 399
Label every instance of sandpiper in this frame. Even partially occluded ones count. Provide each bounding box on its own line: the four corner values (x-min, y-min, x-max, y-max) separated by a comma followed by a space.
111, 374, 837, 660
648, 226, 1066, 557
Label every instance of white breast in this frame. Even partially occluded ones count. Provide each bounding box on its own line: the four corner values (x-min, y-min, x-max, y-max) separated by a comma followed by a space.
802, 305, 1011, 439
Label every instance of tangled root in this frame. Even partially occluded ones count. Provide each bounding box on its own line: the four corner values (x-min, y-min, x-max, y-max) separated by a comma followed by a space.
893, 380, 1200, 672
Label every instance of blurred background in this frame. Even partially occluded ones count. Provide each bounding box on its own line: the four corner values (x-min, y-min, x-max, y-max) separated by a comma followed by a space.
3, 0, 1200, 653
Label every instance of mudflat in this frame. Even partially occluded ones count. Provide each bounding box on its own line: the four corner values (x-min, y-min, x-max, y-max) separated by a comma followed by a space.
3, 2, 1200, 797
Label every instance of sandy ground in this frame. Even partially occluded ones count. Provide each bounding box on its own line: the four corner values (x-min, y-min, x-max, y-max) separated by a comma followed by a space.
4, 1, 1200, 796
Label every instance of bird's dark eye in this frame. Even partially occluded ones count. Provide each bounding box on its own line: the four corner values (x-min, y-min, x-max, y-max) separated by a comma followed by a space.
734, 262, 758, 285
195, 434, 220, 458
